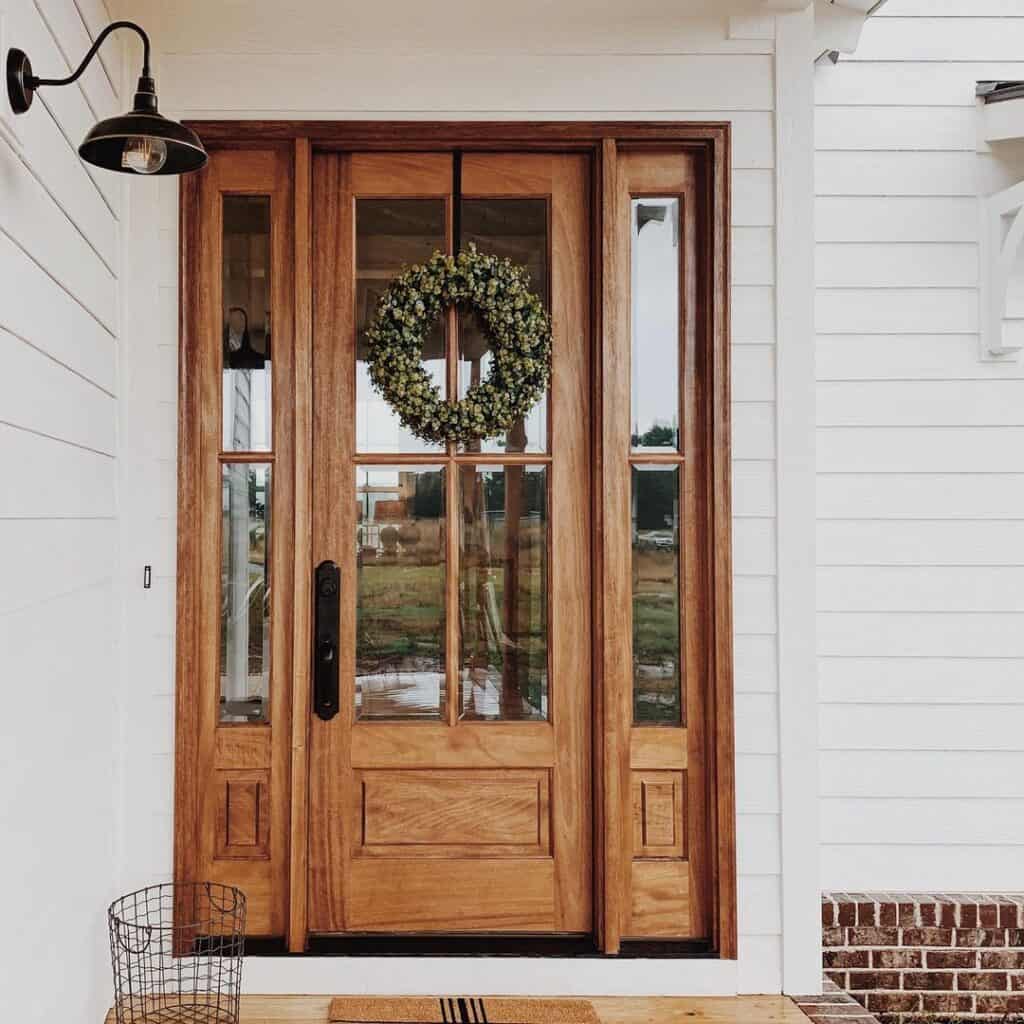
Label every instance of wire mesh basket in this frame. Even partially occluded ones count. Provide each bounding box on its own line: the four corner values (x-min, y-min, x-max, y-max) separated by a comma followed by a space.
108, 882, 246, 1024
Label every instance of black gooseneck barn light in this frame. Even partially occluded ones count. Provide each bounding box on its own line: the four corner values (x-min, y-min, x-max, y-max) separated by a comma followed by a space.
6, 20, 206, 176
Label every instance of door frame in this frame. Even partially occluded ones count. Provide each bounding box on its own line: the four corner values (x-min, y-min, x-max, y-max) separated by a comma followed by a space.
174, 121, 735, 959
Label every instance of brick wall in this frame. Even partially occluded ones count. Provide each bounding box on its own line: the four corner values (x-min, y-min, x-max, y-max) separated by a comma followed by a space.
823, 893, 1024, 1022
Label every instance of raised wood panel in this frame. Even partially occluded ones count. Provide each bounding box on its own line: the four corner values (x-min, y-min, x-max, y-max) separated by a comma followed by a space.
628, 860, 691, 938
359, 770, 550, 856
632, 771, 686, 859
216, 769, 271, 860
346, 858, 556, 933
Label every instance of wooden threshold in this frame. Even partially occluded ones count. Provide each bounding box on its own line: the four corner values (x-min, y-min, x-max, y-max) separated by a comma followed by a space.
105, 995, 808, 1024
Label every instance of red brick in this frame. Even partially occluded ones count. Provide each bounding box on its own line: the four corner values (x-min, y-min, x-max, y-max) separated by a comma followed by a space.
1013, 975, 1024, 992
921, 993, 974, 1014
979, 902, 1000, 928
1007, 928, 1024, 945
999, 900, 1021, 929
822, 902, 836, 927
918, 902, 937, 927
857, 902, 878, 927
837, 902, 856, 927
959, 902, 979, 928
823, 926, 844, 947
865, 993, 921, 1014
938, 901, 958, 929
955, 928, 1006, 947
903, 972, 955, 991
956, 970, 1008, 991
849, 927, 900, 947
975, 994, 1024, 1015
825, 950, 871, 969
847, 971, 901, 991
824, 970, 847, 988
980, 950, 1024, 969
925, 949, 977, 969
878, 902, 898, 928
901, 927, 953, 947
874, 949, 921, 969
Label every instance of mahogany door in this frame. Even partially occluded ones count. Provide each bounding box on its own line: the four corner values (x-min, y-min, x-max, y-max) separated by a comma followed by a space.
307, 152, 592, 934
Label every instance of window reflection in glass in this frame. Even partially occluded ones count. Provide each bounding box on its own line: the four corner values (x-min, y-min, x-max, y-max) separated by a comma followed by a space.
460, 464, 548, 721
356, 199, 447, 454
458, 199, 549, 454
222, 196, 272, 452
632, 465, 682, 725
220, 463, 271, 723
631, 198, 680, 452
356, 466, 446, 719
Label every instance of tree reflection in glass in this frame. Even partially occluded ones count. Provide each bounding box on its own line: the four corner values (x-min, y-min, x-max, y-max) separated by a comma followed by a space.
459, 465, 548, 720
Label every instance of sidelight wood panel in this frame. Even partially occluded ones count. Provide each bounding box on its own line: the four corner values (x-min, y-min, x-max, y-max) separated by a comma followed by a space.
175, 146, 295, 937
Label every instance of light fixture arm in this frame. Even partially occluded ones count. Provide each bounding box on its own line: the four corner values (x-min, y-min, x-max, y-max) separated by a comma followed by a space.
30, 20, 151, 91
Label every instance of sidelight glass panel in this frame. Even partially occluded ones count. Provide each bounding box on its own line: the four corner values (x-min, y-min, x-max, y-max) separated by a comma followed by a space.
632, 465, 682, 725
459, 464, 548, 721
457, 199, 549, 454
222, 196, 272, 452
356, 199, 447, 454
631, 197, 680, 452
219, 463, 271, 723
356, 465, 446, 719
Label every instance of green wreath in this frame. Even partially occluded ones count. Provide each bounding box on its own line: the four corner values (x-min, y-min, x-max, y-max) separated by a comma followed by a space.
365, 244, 551, 445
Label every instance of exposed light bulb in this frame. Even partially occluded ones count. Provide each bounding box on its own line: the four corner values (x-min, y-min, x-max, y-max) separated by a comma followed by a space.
121, 135, 167, 174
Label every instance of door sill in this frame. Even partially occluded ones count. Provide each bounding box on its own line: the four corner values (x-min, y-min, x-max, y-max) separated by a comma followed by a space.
245, 935, 715, 958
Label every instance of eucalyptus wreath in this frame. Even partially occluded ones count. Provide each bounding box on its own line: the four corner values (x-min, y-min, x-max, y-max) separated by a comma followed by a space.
365, 244, 552, 445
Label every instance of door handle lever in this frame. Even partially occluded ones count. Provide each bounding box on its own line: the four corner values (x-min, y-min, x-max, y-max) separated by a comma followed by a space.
313, 560, 340, 721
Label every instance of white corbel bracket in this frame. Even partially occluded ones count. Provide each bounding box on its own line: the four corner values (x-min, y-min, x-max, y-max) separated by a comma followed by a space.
980, 179, 1024, 361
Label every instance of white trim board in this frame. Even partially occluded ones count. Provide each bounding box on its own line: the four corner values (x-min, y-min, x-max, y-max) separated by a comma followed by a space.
773, 6, 821, 998
242, 957, 740, 996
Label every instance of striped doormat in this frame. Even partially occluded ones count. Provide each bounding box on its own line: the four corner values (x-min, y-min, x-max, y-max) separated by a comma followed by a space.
328, 997, 600, 1024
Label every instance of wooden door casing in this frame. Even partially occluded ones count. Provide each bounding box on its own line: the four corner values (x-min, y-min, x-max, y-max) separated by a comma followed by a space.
307, 151, 592, 935
176, 124, 735, 958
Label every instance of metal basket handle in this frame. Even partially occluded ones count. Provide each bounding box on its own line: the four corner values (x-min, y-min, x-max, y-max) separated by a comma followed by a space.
113, 920, 153, 957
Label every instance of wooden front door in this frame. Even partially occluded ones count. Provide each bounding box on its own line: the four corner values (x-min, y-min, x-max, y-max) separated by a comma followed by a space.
306, 152, 592, 934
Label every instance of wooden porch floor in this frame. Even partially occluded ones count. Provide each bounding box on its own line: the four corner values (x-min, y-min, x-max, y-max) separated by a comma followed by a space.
102, 995, 807, 1024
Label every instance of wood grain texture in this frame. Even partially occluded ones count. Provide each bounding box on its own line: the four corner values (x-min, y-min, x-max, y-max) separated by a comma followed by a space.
346, 857, 556, 932
628, 860, 691, 939
175, 147, 296, 938
307, 150, 592, 937
359, 770, 549, 854
216, 769, 271, 859
108, 995, 806, 1024
289, 136, 314, 952
632, 771, 686, 859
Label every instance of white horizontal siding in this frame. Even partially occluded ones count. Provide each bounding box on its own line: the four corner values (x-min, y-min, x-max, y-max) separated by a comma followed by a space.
0, 4, 121, 1023
816, 2, 1024, 894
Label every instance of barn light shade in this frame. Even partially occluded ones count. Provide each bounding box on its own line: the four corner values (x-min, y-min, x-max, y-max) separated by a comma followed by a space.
6, 20, 206, 176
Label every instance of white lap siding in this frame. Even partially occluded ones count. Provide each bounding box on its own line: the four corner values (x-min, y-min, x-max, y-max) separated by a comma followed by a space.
816, 0, 1024, 891
0, 1, 122, 1021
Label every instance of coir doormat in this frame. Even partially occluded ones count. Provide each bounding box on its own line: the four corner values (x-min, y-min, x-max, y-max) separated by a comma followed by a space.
328, 997, 600, 1024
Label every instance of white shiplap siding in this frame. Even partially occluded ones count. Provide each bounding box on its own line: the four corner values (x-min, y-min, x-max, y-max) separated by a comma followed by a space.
816, 1, 1024, 892
0, 1, 122, 1021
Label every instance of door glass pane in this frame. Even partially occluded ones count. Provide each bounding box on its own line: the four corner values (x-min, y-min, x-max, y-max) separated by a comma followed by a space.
356, 199, 447, 454
356, 466, 446, 719
459, 464, 548, 721
458, 199, 548, 454
632, 465, 682, 725
220, 463, 271, 723
222, 196, 272, 452
631, 198, 680, 452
